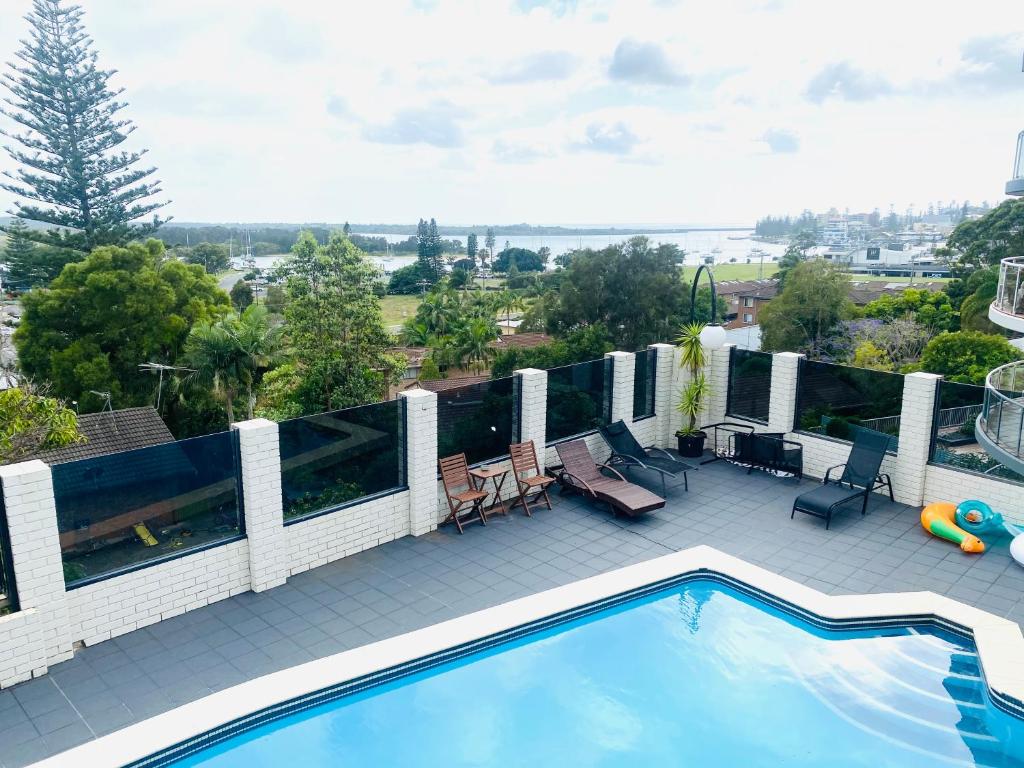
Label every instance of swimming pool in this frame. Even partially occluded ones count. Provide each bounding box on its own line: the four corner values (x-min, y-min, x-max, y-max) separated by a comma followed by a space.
168, 579, 1024, 768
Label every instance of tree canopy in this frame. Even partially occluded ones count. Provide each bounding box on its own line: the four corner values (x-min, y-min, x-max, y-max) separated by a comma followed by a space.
939, 199, 1024, 273
492, 247, 545, 272
0, 384, 82, 464
760, 260, 853, 354
544, 236, 690, 350
14, 239, 229, 412
860, 288, 957, 332
273, 231, 403, 414
919, 331, 1021, 385
0, 0, 168, 252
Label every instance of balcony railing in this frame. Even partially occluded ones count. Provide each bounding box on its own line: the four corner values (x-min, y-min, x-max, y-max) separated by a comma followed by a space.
991, 257, 1024, 328
1008, 130, 1024, 196
979, 361, 1024, 473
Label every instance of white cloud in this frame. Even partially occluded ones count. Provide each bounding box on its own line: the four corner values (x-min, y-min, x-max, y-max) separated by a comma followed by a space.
0, 0, 1021, 225
761, 128, 800, 154
608, 39, 689, 86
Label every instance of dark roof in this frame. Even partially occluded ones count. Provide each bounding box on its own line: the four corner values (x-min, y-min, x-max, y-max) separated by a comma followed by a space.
413, 375, 490, 394
489, 332, 553, 351
715, 280, 778, 297
29, 407, 176, 465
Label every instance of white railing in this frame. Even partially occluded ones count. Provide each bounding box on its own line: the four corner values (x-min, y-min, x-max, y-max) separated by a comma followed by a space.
993, 256, 1024, 319
980, 361, 1024, 461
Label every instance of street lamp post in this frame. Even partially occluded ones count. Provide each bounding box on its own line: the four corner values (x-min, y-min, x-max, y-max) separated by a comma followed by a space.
688, 264, 727, 350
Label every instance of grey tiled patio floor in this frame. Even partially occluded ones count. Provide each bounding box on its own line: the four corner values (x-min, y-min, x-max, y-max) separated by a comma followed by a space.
4, 457, 1024, 767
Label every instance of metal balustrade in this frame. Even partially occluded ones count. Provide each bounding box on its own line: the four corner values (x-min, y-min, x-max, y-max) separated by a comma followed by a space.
978, 361, 1024, 475
993, 256, 1024, 321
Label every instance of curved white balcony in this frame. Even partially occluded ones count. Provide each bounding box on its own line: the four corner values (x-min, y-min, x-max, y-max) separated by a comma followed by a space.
989, 256, 1024, 334
977, 361, 1024, 476
1008, 130, 1024, 196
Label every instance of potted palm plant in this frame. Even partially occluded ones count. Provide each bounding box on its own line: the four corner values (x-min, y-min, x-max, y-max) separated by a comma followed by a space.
675, 322, 709, 457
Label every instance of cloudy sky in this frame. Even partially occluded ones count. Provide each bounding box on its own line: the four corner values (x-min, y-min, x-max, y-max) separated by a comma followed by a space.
1, 0, 1022, 226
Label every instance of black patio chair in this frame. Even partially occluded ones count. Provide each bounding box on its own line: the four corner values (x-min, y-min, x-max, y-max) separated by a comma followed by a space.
790, 430, 894, 530
598, 420, 694, 495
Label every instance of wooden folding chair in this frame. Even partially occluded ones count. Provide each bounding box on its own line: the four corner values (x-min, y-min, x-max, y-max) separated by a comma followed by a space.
439, 453, 488, 534
509, 440, 554, 517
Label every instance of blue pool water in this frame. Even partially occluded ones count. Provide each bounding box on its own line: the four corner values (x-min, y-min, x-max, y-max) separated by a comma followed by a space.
174, 581, 1024, 767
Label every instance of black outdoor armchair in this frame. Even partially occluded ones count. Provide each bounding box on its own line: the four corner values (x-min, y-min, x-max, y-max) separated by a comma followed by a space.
701, 423, 803, 479
598, 420, 694, 495
791, 430, 894, 530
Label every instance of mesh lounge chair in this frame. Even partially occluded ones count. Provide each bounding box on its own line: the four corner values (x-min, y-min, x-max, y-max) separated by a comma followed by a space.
555, 439, 665, 518
439, 453, 488, 534
509, 440, 555, 517
598, 420, 694, 494
790, 430, 894, 530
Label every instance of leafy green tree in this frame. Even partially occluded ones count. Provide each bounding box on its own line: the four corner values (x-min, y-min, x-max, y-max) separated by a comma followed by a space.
851, 341, 894, 371
546, 237, 689, 350
181, 317, 248, 424
1, 218, 78, 289
760, 260, 853, 354
230, 279, 253, 312
919, 331, 1021, 385
0, 384, 83, 464
234, 305, 283, 419
956, 266, 1001, 334
419, 357, 442, 381
467, 232, 478, 262
485, 228, 496, 266
184, 243, 231, 273
490, 324, 614, 378
861, 288, 957, 332
938, 199, 1024, 273
387, 263, 431, 295
414, 218, 444, 282
264, 284, 286, 314
279, 231, 403, 414
14, 240, 229, 413
459, 317, 499, 374
774, 231, 816, 290
0, 0, 168, 252
492, 248, 545, 272
343, 221, 351, 236
254, 362, 304, 421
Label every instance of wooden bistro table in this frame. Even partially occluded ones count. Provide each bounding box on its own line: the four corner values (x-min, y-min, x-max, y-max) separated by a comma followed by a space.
469, 464, 510, 516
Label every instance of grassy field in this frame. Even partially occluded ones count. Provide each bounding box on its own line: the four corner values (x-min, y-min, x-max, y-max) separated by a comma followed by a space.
685, 262, 949, 284
381, 295, 420, 326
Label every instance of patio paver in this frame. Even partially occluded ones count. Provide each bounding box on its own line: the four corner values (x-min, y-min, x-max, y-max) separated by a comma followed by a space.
2, 457, 1024, 767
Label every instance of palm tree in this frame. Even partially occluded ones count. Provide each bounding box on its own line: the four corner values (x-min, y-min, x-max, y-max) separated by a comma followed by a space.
400, 319, 432, 347
495, 290, 524, 330
234, 305, 284, 420
459, 317, 499, 374
182, 318, 249, 424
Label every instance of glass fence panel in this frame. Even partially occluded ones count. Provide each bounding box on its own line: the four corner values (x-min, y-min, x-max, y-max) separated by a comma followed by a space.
547, 358, 610, 442
279, 400, 404, 522
437, 377, 515, 466
52, 431, 244, 587
932, 380, 1024, 483
795, 359, 904, 452
726, 349, 772, 423
0, 489, 16, 614
633, 349, 656, 419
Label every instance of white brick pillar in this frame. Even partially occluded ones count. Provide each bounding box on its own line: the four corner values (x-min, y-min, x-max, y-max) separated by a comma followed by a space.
0, 460, 72, 666
605, 351, 635, 425
768, 351, 804, 435
514, 368, 548, 470
893, 372, 941, 506
702, 342, 734, 426
233, 418, 288, 592
650, 343, 677, 449
400, 389, 438, 537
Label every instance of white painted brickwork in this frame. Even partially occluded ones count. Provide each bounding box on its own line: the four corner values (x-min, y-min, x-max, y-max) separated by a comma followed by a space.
650, 343, 676, 449
0, 461, 72, 674
768, 352, 803, 434
66, 540, 250, 647
287, 490, 410, 575
516, 368, 548, 472
924, 465, 1024, 526
606, 351, 635, 425
401, 389, 439, 537
703, 343, 734, 427
631, 417, 657, 448
893, 373, 940, 506
0, 608, 45, 687
234, 419, 288, 592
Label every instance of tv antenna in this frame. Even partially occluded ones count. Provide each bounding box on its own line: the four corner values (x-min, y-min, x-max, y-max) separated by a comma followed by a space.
89, 390, 114, 413
138, 362, 195, 410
